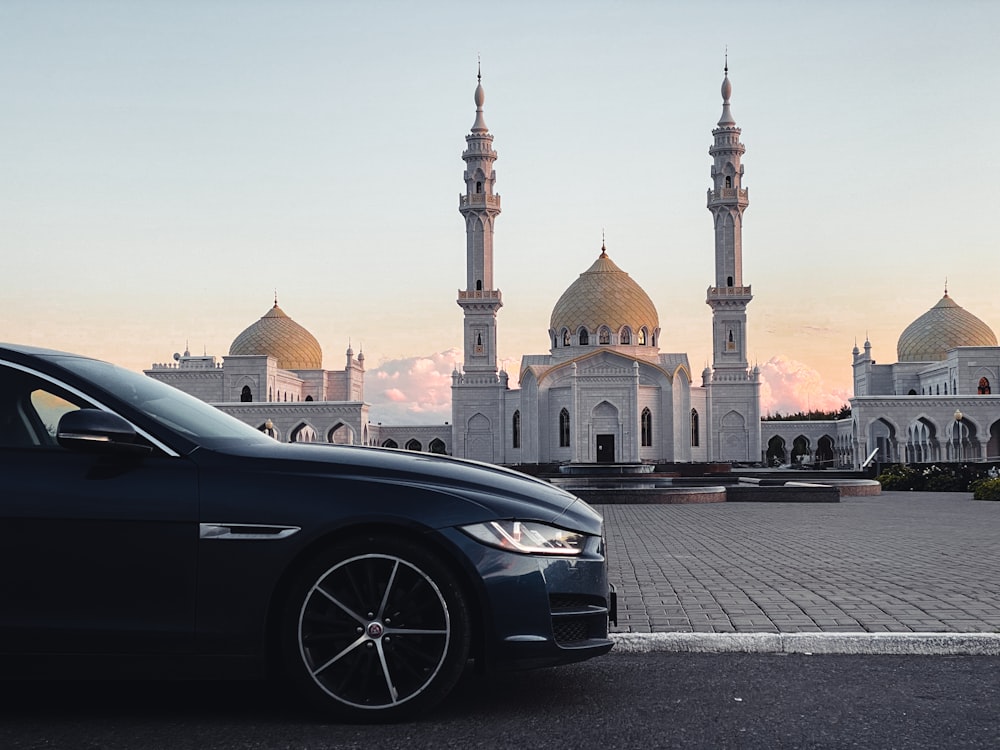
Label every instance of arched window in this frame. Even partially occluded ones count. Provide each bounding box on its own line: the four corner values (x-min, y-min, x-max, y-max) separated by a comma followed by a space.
429, 438, 447, 454
559, 408, 571, 448
476, 280, 482, 291
641, 408, 652, 447
727, 276, 734, 287
690, 409, 700, 447
512, 410, 521, 449
476, 181, 483, 194
240, 385, 252, 402
405, 439, 423, 452
621, 327, 631, 345
979, 377, 992, 394
909, 389, 918, 395
578, 328, 589, 345
381, 439, 398, 449
562, 328, 571, 346
599, 327, 611, 345
725, 175, 732, 188
305, 395, 313, 401
638, 327, 647, 345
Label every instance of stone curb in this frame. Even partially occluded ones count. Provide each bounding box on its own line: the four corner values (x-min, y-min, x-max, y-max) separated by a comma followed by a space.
610, 632, 1000, 656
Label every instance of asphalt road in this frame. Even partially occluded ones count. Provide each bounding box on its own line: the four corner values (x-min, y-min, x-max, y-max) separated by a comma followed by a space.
3, 653, 999, 749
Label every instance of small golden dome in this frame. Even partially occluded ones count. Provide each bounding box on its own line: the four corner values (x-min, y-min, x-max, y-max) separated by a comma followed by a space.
230, 302, 323, 370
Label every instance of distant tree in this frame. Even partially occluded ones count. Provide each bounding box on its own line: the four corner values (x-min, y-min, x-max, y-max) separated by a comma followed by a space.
763, 406, 850, 422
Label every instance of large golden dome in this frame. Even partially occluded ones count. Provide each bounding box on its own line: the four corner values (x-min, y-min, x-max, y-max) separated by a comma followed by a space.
229, 302, 323, 370
897, 293, 997, 362
549, 248, 659, 336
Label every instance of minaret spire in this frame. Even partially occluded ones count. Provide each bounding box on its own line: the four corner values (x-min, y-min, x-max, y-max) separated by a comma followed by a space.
705, 61, 761, 462
457, 66, 502, 376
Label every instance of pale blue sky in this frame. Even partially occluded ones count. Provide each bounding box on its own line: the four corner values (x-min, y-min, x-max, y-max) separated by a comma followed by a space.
3, 1, 998, 419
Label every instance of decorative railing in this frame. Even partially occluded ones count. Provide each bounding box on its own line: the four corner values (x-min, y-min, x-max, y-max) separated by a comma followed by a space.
707, 285, 752, 297
707, 187, 749, 201
458, 289, 502, 301
459, 193, 502, 209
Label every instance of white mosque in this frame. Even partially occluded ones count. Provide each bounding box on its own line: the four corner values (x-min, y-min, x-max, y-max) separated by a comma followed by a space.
146, 68, 1000, 470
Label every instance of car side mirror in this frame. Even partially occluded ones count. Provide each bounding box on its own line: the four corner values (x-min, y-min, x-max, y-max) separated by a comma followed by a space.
57, 409, 152, 456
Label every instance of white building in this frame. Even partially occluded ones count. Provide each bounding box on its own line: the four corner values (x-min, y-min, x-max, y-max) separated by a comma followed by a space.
449, 67, 760, 464
149, 67, 768, 466
760, 290, 1000, 469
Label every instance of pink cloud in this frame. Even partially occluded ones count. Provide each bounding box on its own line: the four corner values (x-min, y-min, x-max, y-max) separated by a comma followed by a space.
367, 348, 461, 425
758, 355, 850, 417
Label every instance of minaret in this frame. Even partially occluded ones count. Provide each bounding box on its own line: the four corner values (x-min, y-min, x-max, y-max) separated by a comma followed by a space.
452, 68, 506, 464
457, 66, 503, 377
705, 61, 761, 461
706, 60, 752, 375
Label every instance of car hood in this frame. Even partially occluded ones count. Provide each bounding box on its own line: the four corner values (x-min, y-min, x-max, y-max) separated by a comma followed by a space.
208, 442, 603, 534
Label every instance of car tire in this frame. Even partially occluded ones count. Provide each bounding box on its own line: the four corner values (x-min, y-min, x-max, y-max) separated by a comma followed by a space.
280, 534, 471, 722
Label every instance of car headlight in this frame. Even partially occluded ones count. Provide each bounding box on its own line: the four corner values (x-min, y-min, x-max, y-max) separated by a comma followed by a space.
460, 520, 586, 556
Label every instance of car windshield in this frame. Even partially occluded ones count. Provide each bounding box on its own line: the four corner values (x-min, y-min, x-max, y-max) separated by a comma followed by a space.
50, 354, 274, 448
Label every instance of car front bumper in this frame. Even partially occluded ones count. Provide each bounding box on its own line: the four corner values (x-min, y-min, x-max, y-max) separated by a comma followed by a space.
441, 528, 615, 670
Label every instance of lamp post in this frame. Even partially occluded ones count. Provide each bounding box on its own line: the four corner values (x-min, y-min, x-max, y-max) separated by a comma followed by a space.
954, 410, 964, 462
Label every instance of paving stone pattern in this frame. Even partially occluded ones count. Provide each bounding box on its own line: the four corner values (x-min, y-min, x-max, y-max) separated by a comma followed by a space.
598, 491, 1000, 634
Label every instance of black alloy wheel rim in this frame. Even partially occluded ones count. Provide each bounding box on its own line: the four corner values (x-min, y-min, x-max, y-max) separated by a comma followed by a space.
297, 553, 452, 710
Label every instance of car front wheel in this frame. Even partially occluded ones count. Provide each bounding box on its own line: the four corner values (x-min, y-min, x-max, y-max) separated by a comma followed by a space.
281, 536, 471, 721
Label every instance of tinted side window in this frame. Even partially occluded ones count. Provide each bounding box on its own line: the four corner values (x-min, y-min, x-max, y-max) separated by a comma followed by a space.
0, 364, 89, 448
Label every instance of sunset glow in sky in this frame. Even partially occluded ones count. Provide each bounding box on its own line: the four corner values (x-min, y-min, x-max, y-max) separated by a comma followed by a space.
4, 1, 999, 423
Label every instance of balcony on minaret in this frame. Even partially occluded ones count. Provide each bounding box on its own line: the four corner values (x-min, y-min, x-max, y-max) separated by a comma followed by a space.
459, 193, 502, 210
458, 289, 503, 301
707, 187, 749, 207
707, 285, 752, 299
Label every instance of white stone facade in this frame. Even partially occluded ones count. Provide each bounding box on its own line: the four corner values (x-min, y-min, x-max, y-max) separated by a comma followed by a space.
449, 70, 761, 465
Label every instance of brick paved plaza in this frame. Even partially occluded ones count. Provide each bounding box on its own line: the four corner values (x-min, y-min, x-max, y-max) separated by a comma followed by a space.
599, 491, 1000, 634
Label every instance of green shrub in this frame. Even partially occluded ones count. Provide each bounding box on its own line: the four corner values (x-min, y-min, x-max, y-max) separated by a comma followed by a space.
971, 477, 1000, 501
876, 465, 921, 490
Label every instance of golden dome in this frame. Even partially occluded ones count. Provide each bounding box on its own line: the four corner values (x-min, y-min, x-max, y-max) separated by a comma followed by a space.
550, 249, 659, 337
229, 302, 323, 370
897, 293, 997, 362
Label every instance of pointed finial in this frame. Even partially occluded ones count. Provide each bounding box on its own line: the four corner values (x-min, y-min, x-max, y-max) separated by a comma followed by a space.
944, 277, 949, 297
601, 229, 607, 256
472, 61, 488, 133
273, 289, 279, 307
478, 54, 481, 83
724, 46, 728, 76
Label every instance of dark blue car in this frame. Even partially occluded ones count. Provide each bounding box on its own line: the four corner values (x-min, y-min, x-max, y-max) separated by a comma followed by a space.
0, 343, 614, 721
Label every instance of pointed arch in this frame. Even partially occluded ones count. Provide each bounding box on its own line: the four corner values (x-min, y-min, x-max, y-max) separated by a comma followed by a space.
690, 408, 700, 447
641, 407, 652, 447
765, 435, 786, 466
559, 408, 571, 447
240, 385, 253, 402
405, 438, 423, 452
381, 438, 398, 449
512, 409, 521, 449
290, 423, 317, 443
578, 327, 589, 345
429, 438, 447, 454
620, 327, 632, 345
328, 422, 354, 445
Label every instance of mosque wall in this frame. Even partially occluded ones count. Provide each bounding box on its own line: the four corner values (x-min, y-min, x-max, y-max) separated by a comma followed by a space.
146, 369, 226, 403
